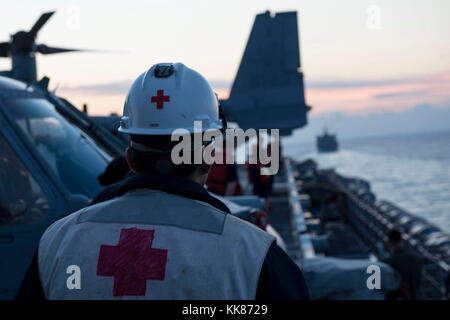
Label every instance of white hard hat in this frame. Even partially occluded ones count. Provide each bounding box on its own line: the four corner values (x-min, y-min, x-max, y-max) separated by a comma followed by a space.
119, 62, 224, 135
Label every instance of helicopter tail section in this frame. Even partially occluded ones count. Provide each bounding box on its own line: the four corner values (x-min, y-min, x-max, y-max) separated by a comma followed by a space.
220, 11, 309, 136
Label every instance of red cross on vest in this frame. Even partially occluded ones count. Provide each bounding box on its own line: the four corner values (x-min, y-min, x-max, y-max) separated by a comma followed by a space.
97, 227, 168, 297
151, 89, 170, 109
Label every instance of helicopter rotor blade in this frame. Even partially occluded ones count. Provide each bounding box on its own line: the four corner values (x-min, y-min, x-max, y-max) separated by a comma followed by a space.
36, 44, 85, 54
0, 42, 10, 57
36, 44, 126, 55
29, 11, 55, 37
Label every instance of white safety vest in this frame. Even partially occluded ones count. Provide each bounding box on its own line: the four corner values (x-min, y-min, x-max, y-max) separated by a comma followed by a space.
38, 189, 275, 299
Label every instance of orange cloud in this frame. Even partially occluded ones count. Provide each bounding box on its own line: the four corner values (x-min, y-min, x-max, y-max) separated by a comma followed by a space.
57, 72, 450, 117
58, 91, 125, 116
305, 72, 450, 115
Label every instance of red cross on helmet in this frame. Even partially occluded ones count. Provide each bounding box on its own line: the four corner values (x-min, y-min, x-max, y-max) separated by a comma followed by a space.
119, 62, 224, 135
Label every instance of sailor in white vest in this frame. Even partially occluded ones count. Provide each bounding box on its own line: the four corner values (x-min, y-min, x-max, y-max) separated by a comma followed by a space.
16, 63, 309, 300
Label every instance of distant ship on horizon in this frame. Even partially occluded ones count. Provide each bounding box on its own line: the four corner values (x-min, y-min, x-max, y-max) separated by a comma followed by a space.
317, 128, 339, 153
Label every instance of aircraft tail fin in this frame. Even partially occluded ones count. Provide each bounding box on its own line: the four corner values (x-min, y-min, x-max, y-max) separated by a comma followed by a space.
221, 11, 309, 136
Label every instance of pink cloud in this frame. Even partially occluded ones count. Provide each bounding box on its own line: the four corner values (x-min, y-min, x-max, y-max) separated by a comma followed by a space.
58, 72, 450, 117
305, 72, 450, 115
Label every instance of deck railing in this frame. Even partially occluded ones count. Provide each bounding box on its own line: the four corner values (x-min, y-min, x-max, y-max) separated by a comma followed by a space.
332, 178, 449, 299
284, 158, 315, 259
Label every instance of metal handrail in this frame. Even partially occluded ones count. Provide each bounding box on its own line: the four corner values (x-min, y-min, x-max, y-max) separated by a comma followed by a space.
284, 158, 315, 259
321, 178, 448, 298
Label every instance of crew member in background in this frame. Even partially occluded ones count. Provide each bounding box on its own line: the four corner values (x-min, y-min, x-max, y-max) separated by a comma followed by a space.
206, 144, 242, 196
383, 229, 424, 300
16, 62, 309, 300
246, 140, 273, 211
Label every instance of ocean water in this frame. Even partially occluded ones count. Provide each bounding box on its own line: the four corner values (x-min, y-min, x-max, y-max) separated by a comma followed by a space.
284, 131, 450, 233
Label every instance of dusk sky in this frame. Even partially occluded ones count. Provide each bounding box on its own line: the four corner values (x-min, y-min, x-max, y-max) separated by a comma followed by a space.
1, 0, 450, 116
